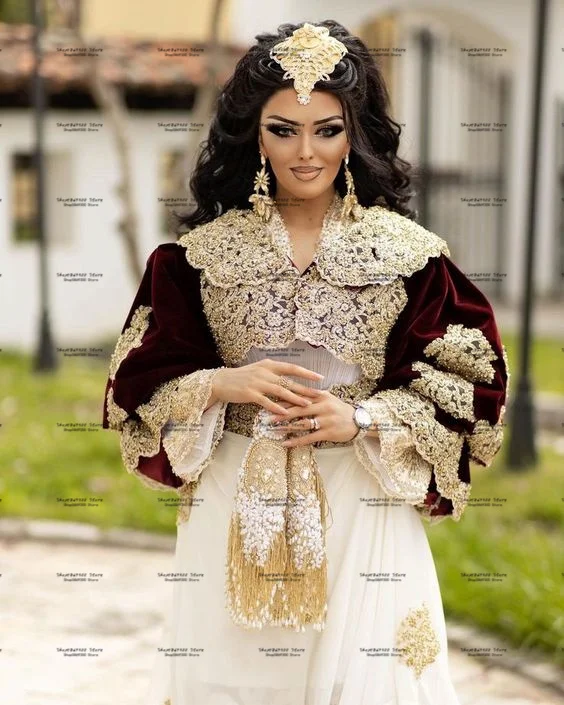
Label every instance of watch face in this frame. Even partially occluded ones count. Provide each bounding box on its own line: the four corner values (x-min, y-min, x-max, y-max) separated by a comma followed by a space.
354, 406, 372, 430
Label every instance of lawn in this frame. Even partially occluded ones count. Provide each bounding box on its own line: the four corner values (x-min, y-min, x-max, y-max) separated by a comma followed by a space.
501, 332, 564, 395
0, 336, 562, 666
428, 443, 563, 666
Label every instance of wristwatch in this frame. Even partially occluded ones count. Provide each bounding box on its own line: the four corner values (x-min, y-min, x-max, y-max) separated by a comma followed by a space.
351, 403, 372, 440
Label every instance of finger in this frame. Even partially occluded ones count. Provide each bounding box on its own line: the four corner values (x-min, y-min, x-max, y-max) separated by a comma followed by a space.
281, 430, 326, 447
264, 382, 315, 408
270, 378, 325, 405
287, 384, 324, 399
255, 394, 292, 415
269, 397, 326, 422
270, 361, 325, 382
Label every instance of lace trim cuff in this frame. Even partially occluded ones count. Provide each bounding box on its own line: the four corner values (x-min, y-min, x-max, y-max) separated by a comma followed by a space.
357, 388, 469, 520
117, 367, 226, 489
465, 404, 506, 466
163, 398, 227, 482
353, 397, 432, 504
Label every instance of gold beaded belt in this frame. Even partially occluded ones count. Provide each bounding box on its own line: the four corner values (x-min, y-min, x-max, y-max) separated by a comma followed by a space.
224, 401, 354, 448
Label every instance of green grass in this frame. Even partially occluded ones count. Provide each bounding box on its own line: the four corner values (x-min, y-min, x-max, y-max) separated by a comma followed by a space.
0, 349, 180, 533
428, 442, 563, 666
0, 341, 562, 665
502, 332, 564, 394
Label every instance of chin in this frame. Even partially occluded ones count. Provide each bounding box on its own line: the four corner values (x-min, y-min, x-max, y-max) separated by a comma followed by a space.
279, 180, 334, 201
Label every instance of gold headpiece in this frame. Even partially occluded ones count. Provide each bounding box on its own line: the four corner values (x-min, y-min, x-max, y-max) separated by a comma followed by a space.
269, 23, 348, 105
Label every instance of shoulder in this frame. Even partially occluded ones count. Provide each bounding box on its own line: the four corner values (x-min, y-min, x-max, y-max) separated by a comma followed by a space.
143, 241, 203, 293
165, 202, 452, 288
175, 208, 287, 287
316, 204, 451, 286
175, 208, 255, 262
360, 204, 451, 268
363, 204, 450, 253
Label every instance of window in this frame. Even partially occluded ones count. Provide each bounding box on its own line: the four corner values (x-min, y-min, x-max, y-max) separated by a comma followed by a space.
11, 150, 73, 245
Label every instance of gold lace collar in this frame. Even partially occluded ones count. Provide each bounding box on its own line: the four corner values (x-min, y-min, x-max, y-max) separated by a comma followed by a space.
177, 192, 450, 288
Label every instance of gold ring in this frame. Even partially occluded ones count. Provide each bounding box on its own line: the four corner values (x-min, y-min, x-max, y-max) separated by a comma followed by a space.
278, 375, 292, 390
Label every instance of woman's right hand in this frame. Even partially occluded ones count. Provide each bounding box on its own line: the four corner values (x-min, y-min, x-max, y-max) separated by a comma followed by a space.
210, 359, 324, 416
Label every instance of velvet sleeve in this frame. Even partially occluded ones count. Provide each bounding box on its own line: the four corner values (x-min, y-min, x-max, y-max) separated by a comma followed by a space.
352, 252, 510, 523
102, 243, 228, 491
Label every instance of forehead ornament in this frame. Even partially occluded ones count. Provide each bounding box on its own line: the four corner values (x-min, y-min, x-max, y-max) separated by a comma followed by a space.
269, 22, 348, 104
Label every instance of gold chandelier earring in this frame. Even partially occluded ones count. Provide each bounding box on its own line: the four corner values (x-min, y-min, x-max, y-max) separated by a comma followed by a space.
249, 151, 275, 223
341, 154, 363, 221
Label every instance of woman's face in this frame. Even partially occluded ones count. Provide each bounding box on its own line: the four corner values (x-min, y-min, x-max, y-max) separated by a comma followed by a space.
258, 87, 350, 202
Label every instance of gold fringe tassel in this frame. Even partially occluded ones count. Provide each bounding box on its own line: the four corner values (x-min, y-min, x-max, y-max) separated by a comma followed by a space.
225, 439, 330, 631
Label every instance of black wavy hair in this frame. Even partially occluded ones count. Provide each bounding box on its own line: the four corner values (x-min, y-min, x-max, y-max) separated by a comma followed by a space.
174, 19, 416, 232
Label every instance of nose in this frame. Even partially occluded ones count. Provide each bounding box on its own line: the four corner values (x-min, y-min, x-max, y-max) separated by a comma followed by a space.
298, 131, 314, 161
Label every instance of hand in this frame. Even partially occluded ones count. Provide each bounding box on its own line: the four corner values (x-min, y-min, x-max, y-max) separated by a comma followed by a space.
266, 390, 361, 447
211, 359, 323, 417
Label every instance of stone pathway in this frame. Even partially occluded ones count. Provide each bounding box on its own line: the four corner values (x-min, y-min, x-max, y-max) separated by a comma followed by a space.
0, 537, 561, 705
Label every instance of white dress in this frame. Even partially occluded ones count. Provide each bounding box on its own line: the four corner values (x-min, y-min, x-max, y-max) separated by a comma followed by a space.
147, 339, 462, 705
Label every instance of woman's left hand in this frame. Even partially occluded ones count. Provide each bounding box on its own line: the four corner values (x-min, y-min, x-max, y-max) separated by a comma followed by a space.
266, 389, 360, 447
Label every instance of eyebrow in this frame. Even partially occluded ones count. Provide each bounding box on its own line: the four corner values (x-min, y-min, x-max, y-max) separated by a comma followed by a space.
264, 114, 344, 126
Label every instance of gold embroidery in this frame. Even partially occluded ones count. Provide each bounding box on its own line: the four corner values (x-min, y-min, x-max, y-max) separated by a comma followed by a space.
502, 343, 511, 399
164, 392, 228, 474
366, 388, 468, 520
109, 305, 152, 380
353, 396, 433, 503
409, 361, 476, 422
198, 265, 407, 378
178, 192, 450, 288
396, 602, 441, 678
423, 323, 498, 383
105, 386, 129, 430
462, 342, 508, 468
119, 419, 179, 493
178, 209, 285, 288
294, 269, 407, 378
466, 404, 506, 466
314, 204, 450, 287
119, 368, 226, 489
177, 192, 450, 375
325, 375, 376, 404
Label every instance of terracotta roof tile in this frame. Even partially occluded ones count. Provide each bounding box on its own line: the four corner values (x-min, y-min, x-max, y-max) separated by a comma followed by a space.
0, 22, 245, 93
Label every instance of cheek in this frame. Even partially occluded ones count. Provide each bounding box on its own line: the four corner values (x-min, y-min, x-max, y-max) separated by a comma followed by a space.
262, 135, 293, 162
317, 137, 348, 160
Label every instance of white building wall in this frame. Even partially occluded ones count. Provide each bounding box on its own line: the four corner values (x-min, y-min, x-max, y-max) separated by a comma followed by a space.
0, 110, 189, 350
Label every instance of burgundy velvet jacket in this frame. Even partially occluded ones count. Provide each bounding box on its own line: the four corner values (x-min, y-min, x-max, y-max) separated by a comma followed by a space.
102, 194, 509, 523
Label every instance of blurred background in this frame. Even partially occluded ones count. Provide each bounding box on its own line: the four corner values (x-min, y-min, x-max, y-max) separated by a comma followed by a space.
0, 0, 562, 703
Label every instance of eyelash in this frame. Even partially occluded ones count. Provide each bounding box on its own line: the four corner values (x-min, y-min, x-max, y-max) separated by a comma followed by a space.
265, 124, 344, 138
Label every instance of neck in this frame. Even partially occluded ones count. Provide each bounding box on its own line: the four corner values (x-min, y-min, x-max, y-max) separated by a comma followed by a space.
274, 187, 337, 229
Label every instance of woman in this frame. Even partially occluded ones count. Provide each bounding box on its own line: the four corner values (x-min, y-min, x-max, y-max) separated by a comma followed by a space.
102, 20, 509, 705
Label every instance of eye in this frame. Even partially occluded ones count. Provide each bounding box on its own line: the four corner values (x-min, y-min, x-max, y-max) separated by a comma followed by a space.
317, 126, 344, 137
265, 125, 295, 138
264, 124, 345, 138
